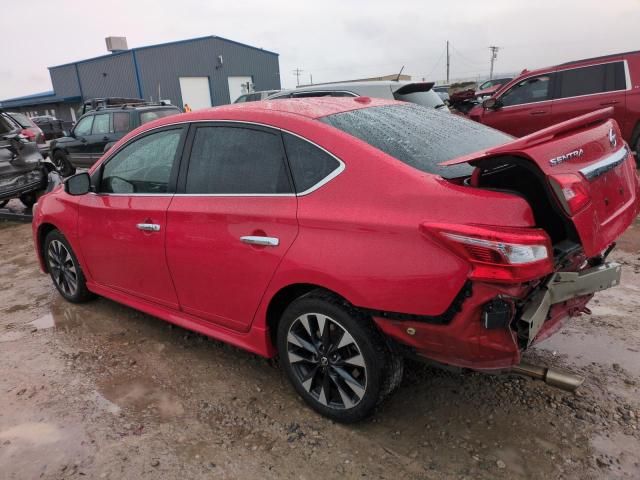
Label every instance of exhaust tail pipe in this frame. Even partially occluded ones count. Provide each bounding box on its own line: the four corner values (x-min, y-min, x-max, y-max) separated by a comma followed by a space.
511, 362, 584, 392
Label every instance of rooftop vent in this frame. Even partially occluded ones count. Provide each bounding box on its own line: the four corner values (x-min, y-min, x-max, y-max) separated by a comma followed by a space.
106, 36, 128, 53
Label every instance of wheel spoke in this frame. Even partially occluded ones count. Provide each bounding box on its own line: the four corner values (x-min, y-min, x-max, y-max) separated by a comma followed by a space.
301, 366, 319, 392
287, 331, 317, 354
343, 352, 365, 368
337, 330, 356, 349
299, 314, 313, 338
330, 373, 355, 409
332, 366, 366, 399
288, 350, 315, 364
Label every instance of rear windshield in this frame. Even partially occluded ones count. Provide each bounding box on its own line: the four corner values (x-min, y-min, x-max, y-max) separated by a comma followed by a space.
393, 89, 445, 109
139, 108, 180, 125
320, 103, 512, 178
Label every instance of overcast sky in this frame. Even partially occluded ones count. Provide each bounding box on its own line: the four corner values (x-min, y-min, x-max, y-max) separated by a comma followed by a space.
1, 0, 638, 99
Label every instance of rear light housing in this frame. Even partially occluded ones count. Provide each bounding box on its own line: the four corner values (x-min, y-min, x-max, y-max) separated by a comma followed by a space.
421, 223, 554, 283
548, 173, 591, 216
20, 128, 36, 142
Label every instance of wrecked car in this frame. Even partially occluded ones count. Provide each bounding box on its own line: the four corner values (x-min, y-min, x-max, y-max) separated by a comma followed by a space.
0, 111, 48, 209
32, 98, 639, 422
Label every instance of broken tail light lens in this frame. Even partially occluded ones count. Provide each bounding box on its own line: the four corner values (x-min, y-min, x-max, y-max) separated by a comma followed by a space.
421, 223, 554, 283
549, 174, 591, 216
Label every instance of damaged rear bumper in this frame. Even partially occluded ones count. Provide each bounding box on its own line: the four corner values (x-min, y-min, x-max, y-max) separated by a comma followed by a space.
520, 262, 622, 345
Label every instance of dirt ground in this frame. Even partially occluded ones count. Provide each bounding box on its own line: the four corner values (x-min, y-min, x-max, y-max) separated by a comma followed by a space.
1, 209, 639, 479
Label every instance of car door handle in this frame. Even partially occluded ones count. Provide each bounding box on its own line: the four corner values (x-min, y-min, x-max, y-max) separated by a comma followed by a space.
102, 136, 109, 141
530, 110, 547, 115
600, 101, 619, 106
136, 223, 161, 232
240, 236, 279, 247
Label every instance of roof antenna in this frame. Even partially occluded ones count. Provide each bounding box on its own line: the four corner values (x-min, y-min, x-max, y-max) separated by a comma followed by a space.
395, 66, 405, 81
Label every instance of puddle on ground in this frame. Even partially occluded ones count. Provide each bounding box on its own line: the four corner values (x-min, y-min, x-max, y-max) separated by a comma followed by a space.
535, 328, 640, 377
98, 377, 184, 421
591, 431, 640, 476
30, 313, 55, 330
0, 329, 26, 343
0, 421, 87, 478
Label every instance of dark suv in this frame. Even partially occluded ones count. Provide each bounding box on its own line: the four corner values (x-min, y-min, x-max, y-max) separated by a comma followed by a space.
49, 101, 181, 176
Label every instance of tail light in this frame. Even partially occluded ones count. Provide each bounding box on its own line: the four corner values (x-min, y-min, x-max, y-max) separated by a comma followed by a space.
549, 174, 591, 215
421, 223, 553, 283
21, 128, 36, 142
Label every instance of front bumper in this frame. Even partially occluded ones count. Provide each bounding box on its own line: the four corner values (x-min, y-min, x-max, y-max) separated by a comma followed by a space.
520, 262, 622, 345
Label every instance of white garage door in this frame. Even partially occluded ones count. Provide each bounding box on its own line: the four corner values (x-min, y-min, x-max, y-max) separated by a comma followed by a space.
227, 76, 253, 103
179, 77, 212, 111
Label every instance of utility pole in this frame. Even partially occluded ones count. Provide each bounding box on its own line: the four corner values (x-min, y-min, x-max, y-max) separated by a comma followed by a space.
309, 73, 313, 85
446, 40, 450, 84
489, 46, 499, 79
293, 68, 304, 86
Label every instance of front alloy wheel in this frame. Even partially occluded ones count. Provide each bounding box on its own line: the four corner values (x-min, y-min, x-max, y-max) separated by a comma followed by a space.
48, 239, 78, 297
44, 230, 95, 303
287, 313, 367, 409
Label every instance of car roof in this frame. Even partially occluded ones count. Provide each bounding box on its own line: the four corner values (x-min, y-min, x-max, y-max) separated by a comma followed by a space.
271, 80, 437, 98
142, 97, 399, 129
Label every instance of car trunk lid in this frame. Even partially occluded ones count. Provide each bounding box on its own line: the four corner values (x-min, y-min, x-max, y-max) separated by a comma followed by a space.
441, 108, 640, 258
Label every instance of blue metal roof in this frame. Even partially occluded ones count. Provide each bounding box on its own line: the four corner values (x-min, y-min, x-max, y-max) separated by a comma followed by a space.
48, 34, 278, 70
0, 91, 81, 108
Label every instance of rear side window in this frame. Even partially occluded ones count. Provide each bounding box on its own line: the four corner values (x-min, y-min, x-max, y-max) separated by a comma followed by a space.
113, 112, 130, 132
8, 113, 33, 128
139, 108, 179, 125
320, 104, 512, 179
555, 61, 626, 99
185, 126, 291, 194
282, 133, 340, 193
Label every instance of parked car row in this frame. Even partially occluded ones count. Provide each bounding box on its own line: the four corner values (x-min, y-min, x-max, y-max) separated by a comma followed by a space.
0, 111, 50, 209
33, 95, 639, 422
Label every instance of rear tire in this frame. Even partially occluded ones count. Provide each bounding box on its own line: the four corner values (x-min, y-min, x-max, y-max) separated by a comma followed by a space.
52, 150, 75, 177
277, 290, 403, 423
44, 230, 95, 303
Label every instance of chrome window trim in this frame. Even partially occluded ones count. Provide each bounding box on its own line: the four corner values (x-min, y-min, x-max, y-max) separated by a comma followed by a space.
579, 146, 628, 180
499, 59, 629, 110
96, 119, 346, 198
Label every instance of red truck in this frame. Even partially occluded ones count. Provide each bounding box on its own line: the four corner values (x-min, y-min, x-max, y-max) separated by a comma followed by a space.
469, 50, 640, 162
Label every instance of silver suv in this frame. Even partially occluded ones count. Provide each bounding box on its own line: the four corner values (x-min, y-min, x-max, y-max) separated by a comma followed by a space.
267, 81, 447, 110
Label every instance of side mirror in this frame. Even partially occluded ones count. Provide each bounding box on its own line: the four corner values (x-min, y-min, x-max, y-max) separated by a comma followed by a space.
482, 98, 501, 110
65, 172, 91, 196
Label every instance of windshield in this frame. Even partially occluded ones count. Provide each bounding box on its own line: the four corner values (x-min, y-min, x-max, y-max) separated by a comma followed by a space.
139, 108, 180, 125
319, 103, 512, 179
393, 89, 445, 109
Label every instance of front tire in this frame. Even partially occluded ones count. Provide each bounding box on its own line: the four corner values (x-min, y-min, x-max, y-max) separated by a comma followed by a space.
277, 291, 403, 423
52, 150, 75, 177
44, 230, 95, 303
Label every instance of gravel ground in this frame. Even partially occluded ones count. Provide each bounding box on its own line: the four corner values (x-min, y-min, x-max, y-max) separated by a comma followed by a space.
0, 208, 638, 479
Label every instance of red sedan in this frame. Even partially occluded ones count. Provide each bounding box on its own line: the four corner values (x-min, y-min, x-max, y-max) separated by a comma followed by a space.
32, 98, 639, 422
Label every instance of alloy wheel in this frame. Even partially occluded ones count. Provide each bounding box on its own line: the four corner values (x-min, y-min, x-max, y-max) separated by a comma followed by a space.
287, 313, 367, 409
47, 240, 78, 296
